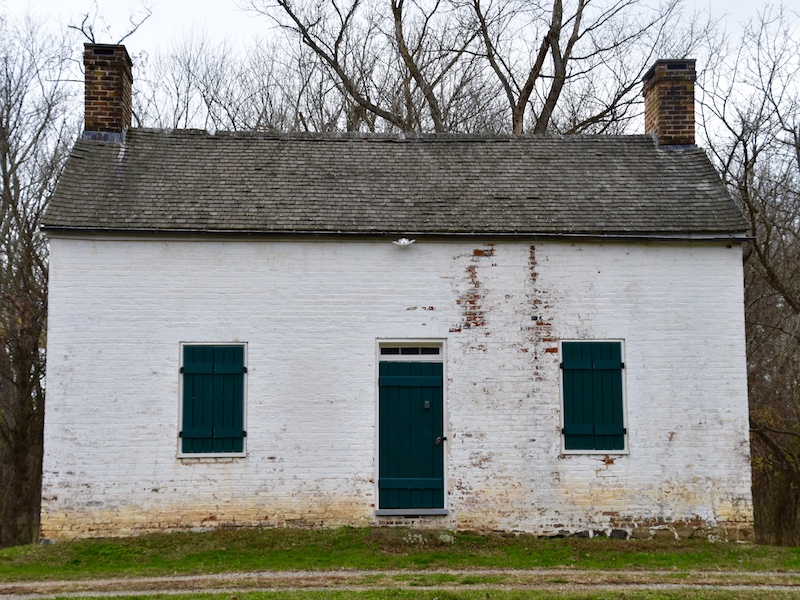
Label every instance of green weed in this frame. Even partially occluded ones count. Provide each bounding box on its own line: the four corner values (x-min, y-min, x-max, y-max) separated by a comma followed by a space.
1, 527, 798, 582
48, 590, 800, 599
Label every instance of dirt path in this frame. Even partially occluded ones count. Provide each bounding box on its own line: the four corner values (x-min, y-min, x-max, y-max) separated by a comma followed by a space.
3, 568, 800, 598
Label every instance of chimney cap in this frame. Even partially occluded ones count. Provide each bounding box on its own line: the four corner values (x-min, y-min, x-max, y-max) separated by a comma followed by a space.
642, 58, 696, 84
84, 43, 133, 67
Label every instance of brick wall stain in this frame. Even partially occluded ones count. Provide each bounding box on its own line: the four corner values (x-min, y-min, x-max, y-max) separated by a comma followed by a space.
41, 239, 753, 539
527, 245, 558, 382
452, 245, 496, 331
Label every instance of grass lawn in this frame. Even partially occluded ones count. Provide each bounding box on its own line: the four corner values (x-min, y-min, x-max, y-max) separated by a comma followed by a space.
37, 592, 800, 600
1, 527, 800, 582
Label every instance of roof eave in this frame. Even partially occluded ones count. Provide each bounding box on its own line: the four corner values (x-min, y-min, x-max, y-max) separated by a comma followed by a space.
40, 225, 753, 243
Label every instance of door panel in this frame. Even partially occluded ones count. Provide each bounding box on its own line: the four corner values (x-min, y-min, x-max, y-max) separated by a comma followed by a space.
378, 361, 444, 509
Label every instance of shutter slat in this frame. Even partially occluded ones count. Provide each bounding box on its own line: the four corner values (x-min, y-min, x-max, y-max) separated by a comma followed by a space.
379, 477, 443, 490
563, 358, 592, 369
183, 363, 214, 374
594, 424, 625, 435
380, 375, 442, 387
214, 426, 244, 438
183, 427, 213, 438
593, 359, 624, 370
563, 424, 593, 435
214, 363, 245, 374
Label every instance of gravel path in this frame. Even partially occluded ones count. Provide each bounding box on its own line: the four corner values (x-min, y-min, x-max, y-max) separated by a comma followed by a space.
3, 568, 800, 599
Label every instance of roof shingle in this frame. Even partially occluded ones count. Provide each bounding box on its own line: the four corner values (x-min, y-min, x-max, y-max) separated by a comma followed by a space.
44, 129, 748, 237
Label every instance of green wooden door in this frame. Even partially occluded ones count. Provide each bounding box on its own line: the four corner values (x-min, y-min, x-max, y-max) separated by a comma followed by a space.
378, 361, 444, 509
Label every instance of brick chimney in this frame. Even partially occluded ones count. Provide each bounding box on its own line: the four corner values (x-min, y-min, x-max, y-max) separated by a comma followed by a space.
83, 44, 132, 142
642, 59, 696, 146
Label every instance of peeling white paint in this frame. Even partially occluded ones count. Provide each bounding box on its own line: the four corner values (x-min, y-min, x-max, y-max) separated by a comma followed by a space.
41, 238, 752, 539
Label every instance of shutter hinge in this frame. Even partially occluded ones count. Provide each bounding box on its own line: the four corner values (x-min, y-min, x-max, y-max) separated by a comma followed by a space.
621, 362, 625, 369
180, 366, 184, 374
243, 366, 248, 373
623, 428, 627, 434
561, 427, 565, 434
243, 430, 247, 438
178, 431, 183, 438
559, 363, 563, 369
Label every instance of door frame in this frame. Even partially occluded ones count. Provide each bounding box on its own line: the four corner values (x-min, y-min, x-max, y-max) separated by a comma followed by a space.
375, 339, 448, 516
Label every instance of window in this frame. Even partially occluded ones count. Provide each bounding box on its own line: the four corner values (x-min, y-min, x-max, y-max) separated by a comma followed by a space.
380, 346, 441, 356
561, 341, 626, 452
180, 344, 246, 455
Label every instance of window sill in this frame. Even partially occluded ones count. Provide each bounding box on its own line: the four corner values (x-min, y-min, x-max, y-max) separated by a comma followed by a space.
177, 452, 247, 461
375, 509, 449, 516
559, 450, 629, 456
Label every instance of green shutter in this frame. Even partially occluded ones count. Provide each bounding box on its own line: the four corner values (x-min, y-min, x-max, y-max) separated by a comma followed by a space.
562, 341, 625, 451
182, 345, 245, 454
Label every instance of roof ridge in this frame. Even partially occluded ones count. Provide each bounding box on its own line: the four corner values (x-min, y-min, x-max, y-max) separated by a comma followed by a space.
127, 128, 657, 144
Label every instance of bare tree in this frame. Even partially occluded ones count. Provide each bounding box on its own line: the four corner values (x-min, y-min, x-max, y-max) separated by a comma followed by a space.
68, 0, 153, 45
0, 13, 78, 547
246, 0, 713, 135
133, 34, 341, 132
467, 0, 715, 134
700, 6, 800, 544
195, 38, 315, 132
245, 0, 495, 133
133, 35, 219, 130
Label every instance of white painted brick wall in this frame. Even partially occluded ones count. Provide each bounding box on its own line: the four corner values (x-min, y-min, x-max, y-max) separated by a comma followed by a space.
41, 237, 752, 538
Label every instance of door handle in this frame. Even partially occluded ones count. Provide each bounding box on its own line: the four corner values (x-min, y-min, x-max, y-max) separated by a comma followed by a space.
435, 436, 447, 446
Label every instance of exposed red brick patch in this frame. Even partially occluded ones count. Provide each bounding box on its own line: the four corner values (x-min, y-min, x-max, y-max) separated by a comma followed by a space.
455, 249, 495, 330
529, 245, 538, 284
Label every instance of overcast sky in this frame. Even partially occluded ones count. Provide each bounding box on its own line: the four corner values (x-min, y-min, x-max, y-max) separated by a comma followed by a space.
5, 0, 767, 58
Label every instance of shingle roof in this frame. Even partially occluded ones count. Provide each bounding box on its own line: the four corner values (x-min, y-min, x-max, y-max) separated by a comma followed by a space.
44, 129, 748, 237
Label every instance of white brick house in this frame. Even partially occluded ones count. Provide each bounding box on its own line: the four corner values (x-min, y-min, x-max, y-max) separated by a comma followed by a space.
40, 45, 753, 540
